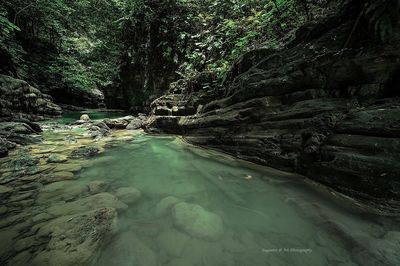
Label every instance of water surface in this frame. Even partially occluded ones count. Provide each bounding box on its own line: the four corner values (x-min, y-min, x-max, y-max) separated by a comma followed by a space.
78, 135, 399, 266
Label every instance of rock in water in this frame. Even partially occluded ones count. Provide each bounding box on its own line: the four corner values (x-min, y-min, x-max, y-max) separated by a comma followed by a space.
47, 154, 68, 163
172, 202, 224, 241
157, 228, 189, 257
31, 208, 117, 266
47, 192, 128, 216
80, 114, 91, 121
70, 146, 100, 158
154, 196, 180, 217
115, 187, 141, 205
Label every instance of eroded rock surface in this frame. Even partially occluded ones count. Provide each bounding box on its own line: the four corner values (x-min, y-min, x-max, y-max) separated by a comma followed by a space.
147, 4, 400, 204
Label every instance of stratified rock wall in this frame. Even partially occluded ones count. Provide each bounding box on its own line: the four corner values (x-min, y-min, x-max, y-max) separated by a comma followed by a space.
0, 74, 62, 121
148, 4, 400, 202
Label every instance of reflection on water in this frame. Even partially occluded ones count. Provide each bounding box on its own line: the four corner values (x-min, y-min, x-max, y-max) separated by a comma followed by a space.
48, 110, 126, 124
77, 135, 399, 266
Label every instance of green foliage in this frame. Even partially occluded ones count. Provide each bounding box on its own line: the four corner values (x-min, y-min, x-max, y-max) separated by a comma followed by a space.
0, 0, 126, 92
170, 0, 306, 81
0, 15, 20, 37
364, 0, 400, 42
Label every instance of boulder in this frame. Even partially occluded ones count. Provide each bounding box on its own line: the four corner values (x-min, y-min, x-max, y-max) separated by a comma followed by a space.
47, 192, 128, 216
32, 208, 117, 266
103, 116, 134, 129
70, 146, 100, 158
157, 228, 190, 257
115, 187, 141, 205
0, 74, 62, 120
80, 114, 90, 121
154, 196, 180, 217
126, 117, 145, 130
172, 202, 224, 241
88, 181, 110, 194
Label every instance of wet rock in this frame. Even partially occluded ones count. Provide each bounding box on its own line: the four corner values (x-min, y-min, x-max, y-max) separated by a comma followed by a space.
54, 163, 82, 173
0, 137, 16, 158
47, 192, 128, 216
47, 154, 68, 163
0, 74, 62, 121
97, 231, 157, 266
0, 206, 8, 215
126, 117, 145, 130
8, 250, 32, 266
36, 180, 89, 204
115, 187, 141, 205
0, 185, 13, 199
32, 207, 117, 266
88, 180, 110, 194
172, 202, 224, 241
0, 229, 18, 261
157, 228, 190, 257
32, 212, 53, 223
70, 146, 100, 159
154, 196, 180, 217
103, 116, 134, 129
80, 114, 90, 122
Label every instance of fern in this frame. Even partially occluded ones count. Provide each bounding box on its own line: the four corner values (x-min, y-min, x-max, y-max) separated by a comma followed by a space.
364, 0, 400, 42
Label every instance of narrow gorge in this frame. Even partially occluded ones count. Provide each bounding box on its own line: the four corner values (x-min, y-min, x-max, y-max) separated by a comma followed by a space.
0, 0, 399, 265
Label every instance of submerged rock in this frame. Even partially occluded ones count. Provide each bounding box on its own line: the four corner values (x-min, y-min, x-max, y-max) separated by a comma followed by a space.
88, 181, 110, 194
115, 187, 141, 205
172, 202, 224, 241
47, 192, 128, 216
157, 228, 190, 257
97, 231, 157, 266
31, 207, 117, 266
154, 196, 180, 218
47, 154, 68, 163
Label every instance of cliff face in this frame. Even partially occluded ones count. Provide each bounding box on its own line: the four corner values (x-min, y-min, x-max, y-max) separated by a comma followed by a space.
148, 4, 400, 203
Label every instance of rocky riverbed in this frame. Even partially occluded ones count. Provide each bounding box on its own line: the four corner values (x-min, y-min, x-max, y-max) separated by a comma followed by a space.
0, 114, 147, 265
1, 113, 399, 266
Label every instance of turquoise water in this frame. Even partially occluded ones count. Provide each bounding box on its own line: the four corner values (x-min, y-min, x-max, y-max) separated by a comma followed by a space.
78, 135, 399, 266
49, 111, 126, 124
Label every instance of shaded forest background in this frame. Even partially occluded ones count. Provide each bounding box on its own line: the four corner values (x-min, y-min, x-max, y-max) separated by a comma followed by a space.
1, 0, 399, 111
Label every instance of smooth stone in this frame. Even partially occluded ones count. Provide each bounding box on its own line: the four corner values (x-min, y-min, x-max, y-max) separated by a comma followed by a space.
32, 208, 117, 266
172, 202, 224, 241
54, 163, 82, 172
154, 196, 180, 218
98, 231, 157, 266
157, 228, 190, 257
47, 154, 68, 163
47, 192, 128, 216
88, 180, 110, 194
115, 187, 141, 205
37, 181, 89, 204
80, 114, 91, 121
52, 171, 74, 180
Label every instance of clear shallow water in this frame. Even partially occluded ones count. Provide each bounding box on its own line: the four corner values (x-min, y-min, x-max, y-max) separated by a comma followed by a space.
48, 111, 126, 124
78, 135, 400, 266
